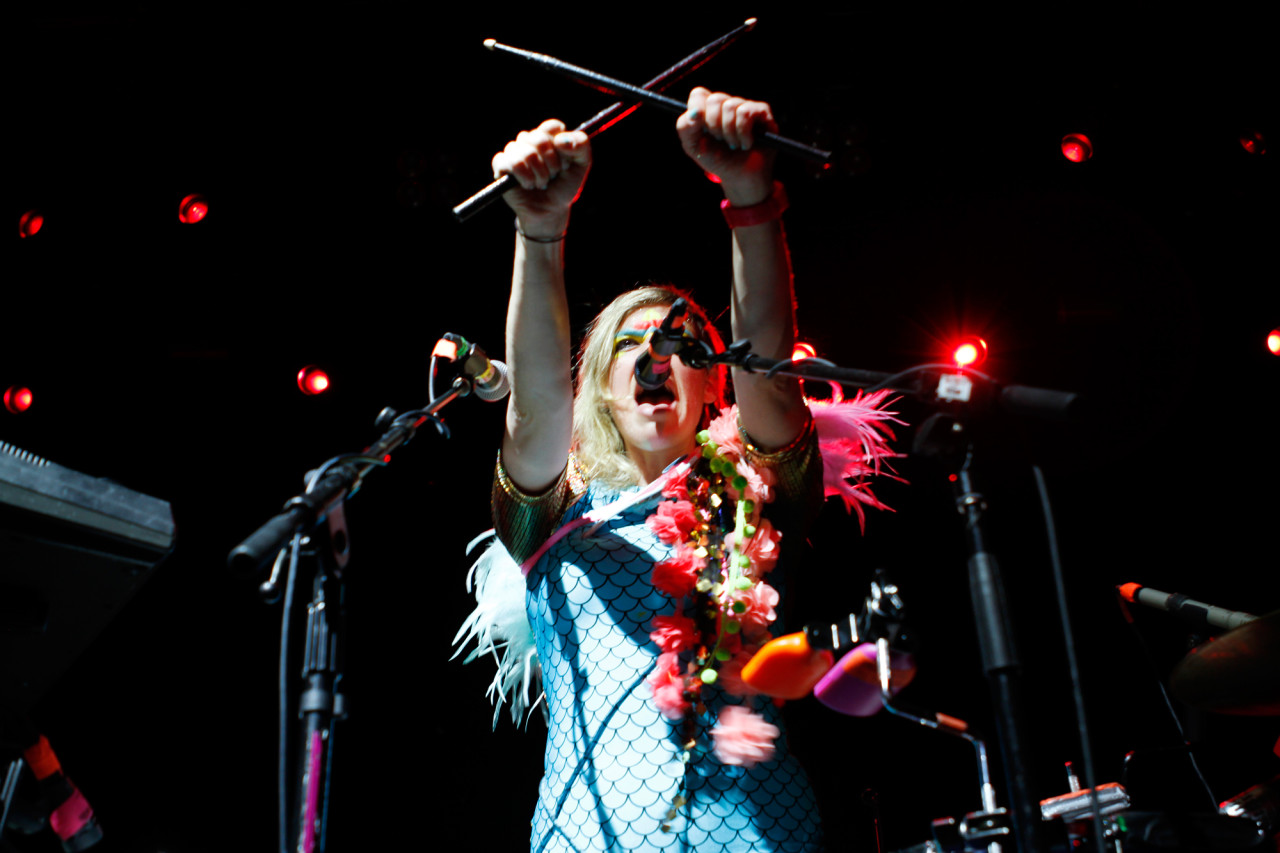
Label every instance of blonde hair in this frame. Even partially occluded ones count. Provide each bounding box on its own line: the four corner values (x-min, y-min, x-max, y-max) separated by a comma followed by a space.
572, 285, 727, 490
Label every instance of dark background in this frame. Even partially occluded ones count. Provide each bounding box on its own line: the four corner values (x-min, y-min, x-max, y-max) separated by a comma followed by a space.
3, 8, 1276, 852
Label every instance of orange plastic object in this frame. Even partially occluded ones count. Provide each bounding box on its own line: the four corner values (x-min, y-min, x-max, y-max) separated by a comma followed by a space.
741, 632, 835, 699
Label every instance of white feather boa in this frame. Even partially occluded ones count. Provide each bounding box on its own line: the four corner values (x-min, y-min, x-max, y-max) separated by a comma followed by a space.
451, 531, 542, 728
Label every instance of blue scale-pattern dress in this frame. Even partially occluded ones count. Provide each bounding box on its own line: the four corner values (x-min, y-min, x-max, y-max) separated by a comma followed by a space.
524, 480, 824, 853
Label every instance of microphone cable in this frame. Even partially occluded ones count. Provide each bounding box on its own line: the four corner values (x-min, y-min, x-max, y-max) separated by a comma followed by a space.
1034, 464, 1107, 853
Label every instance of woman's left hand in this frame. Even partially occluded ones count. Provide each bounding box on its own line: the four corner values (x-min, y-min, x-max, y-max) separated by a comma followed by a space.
676, 87, 777, 207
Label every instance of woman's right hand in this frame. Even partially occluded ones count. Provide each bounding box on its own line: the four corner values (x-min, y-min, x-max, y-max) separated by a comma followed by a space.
492, 119, 591, 238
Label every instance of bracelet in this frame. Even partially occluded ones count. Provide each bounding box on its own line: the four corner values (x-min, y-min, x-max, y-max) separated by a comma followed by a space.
720, 181, 788, 228
515, 218, 567, 243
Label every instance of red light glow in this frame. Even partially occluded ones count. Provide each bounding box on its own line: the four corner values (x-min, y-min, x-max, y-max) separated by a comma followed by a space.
179, 194, 209, 224
19, 210, 44, 239
951, 337, 988, 368
1240, 130, 1267, 156
297, 366, 330, 396
1268, 329, 1280, 355
4, 386, 33, 414
1061, 133, 1093, 163
791, 342, 817, 361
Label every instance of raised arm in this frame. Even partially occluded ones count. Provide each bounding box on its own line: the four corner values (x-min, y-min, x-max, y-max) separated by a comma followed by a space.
492, 119, 592, 493
676, 88, 808, 450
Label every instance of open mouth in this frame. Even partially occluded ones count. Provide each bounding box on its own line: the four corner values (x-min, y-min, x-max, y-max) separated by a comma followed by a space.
635, 385, 676, 406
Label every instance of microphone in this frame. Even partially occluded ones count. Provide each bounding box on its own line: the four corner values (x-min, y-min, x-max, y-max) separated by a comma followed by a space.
635, 299, 689, 390
1117, 582, 1257, 632
461, 344, 511, 402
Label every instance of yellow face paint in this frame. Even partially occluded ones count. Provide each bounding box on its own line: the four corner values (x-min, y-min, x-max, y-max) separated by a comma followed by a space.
613, 310, 665, 358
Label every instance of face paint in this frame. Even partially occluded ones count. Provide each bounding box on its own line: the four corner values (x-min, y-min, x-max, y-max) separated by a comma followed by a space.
612, 309, 667, 358
613, 329, 650, 358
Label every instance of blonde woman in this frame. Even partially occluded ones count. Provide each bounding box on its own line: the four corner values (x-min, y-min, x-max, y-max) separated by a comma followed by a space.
489, 88, 825, 852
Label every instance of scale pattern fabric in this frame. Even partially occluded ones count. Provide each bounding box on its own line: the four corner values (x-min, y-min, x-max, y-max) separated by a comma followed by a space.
523, 478, 823, 852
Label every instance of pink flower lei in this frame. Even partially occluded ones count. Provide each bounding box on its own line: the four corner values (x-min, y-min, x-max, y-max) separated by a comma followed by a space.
640, 394, 902, 832
643, 407, 784, 774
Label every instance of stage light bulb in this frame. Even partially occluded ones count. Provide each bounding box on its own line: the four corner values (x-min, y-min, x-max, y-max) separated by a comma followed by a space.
297, 366, 330, 396
1061, 133, 1093, 163
1240, 130, 1267, 156
951, 336, 988, 368
179, 194, 209, 224
791, 342, 817, 361
4, 386, 34, 414
18, 210, 44, 239
1268, 329, 1280, 355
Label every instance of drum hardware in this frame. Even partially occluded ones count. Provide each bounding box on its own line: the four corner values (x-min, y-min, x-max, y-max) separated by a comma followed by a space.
1219, 775, 1280, 840
875, 628, 1010, 853
1041, 781, 1131, 824
1040, 760, 1131, 824
1034, 760, 1132, 852
1105, 811, 1266, 850
891, 812, 1030, 853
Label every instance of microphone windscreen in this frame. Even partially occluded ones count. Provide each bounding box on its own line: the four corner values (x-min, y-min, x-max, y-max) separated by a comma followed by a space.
474, 359, 511, 401
813, 643, 917, 717
741, 632, 834, 699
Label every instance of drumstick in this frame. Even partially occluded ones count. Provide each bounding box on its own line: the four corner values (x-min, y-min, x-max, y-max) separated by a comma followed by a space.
452, 18, 759, 222
483, 39, 832, 165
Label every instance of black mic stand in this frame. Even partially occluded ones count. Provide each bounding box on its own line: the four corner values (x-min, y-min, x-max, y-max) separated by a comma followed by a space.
906, 415, 1050, 853
680, 336, 1070, 852
228, 347, 494, 853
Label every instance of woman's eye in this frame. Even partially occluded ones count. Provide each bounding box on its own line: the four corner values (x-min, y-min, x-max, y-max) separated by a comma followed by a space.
614, 336, 642, 352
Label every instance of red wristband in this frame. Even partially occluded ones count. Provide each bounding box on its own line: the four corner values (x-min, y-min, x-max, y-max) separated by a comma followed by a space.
720, 181, 788, 228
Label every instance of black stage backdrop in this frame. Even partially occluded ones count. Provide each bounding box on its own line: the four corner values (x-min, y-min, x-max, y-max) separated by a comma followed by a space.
3, 8, 1276, 852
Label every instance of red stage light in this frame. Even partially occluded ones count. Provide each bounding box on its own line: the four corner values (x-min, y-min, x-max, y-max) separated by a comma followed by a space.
297, 366, 330, 396
1240, 130, 1267, 156
951, 337, 988, 368
1268, 329, 1280, 355
18, 210, 44, 239
4, 386, 34, 414
1061, 133, 1093, 163
791, 342, 817, 361
178, 194, 209, 224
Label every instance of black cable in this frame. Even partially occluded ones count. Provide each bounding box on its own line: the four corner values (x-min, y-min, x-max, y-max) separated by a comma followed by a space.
278, 532, 302, 853
1033, 464, 1107, 853
1115, 598, 1219, 810
865, 362, 994, 393
763, 356, 837, 380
